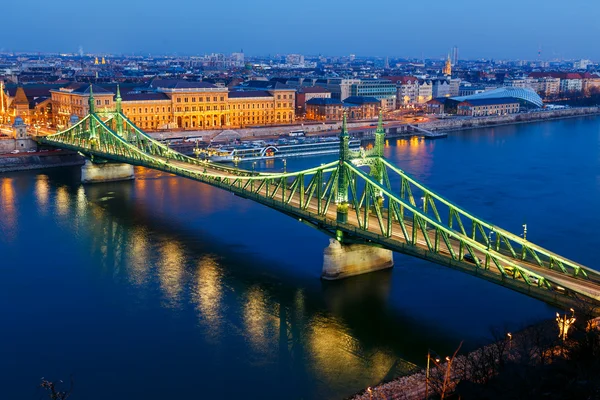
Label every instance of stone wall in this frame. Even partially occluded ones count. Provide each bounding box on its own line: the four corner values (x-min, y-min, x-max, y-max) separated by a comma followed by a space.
0, 152, 85, 173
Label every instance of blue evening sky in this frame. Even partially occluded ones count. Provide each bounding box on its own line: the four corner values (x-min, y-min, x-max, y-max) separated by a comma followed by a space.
6, 0, 599, 60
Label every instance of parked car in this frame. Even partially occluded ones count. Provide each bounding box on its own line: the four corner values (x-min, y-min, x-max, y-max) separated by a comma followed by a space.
9, 150, 19, 154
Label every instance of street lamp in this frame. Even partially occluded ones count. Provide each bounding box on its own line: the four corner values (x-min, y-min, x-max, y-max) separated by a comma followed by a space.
425, 349, 441, 399
507, 332, 512, 350
487, 230, 495, 250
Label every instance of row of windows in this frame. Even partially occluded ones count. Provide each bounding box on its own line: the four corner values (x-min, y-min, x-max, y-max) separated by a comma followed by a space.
126, 107, 172, 114
176, 96, 225, 103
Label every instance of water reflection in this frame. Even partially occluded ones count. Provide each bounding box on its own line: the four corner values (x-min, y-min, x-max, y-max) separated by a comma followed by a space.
34, 175, 49, 213
158, 240, 186, 307
243, 285, 279, 355
193, 255, 224, 341
0, 177, 16, 242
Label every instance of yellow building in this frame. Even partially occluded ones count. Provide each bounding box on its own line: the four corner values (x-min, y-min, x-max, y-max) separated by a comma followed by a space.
50, 83, 114, 128
50, 79, 296, 131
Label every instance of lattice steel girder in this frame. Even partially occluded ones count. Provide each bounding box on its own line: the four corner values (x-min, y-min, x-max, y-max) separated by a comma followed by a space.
380, 158, 599, 280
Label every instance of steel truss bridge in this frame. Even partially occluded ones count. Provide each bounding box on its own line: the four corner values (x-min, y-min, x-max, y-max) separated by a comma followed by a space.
36, 88, 600, 314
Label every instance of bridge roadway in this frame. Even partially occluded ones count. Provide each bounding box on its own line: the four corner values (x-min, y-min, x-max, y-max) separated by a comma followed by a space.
161, 156, 600, 310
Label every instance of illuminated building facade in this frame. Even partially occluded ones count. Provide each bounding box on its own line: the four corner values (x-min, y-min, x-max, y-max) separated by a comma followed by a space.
306, 96, 380, 121
457, 98, 520, 117
0, 82, 53, 128
49, 79, 296, 131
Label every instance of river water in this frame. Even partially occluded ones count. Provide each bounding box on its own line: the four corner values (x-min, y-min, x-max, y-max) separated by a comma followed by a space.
1, 117, 600, 399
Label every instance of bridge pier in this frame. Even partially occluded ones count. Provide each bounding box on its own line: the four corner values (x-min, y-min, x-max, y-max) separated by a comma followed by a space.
81, 160, 135, 184
322, 239, 394, 280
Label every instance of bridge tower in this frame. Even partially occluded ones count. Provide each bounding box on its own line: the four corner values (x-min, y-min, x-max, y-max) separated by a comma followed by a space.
323, 111, 393, 280
80, 84, 135, 184
115, 84, 123, 136
336, 112, 350, 227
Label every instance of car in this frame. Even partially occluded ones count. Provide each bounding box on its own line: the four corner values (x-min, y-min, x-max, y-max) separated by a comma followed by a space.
463, 253, 481, 264
27, 149, 36, 153
528, 275, 540, 285
9, 150, 19, 154
555, 285, 566, 293
504, 266, 515, 276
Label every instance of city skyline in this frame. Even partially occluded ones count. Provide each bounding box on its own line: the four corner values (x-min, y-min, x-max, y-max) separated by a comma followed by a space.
6, 0, 600, 60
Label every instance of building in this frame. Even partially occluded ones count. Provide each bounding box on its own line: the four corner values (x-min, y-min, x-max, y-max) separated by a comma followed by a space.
349, 79, 396, 110
452, 87, 543, 108
305, 98, 343, 121
451, 46, 459, 66
343, 96, 380, 119
426, 97, 453, 115
295, 86, 331, 114
457, 98, 520, 117
51, 83, 114, 127
582, 73, 600, 96
383, 76, 419, 106
49, 79, 296, 131
458, 85, 486, 96
449, 78, 461, 97
1, 83, 54, 128
305, 96, 380, 121
573, 59, 592, 70
315, 78, 361, 101
528, 72, 583, 95
431, 78, 451, 98
417, 79, 433, 104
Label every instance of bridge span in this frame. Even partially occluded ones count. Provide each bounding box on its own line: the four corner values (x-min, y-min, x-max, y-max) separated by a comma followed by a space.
35, 87, 600, 314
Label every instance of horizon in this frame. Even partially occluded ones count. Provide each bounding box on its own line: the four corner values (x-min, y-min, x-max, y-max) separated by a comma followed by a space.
5, 0, 599, 61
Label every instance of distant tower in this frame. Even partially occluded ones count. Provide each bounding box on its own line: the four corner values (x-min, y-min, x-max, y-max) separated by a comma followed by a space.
94, 57, 99, 65
384, 56, 390, 69
442, 54, 452, 76
101, 57, 106, 65
452, 46, 459, 66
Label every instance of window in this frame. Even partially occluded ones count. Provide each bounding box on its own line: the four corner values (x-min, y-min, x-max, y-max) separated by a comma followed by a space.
185, 107, 189, 112
192, 97, 196, 102
277, 95, 281, 99
96, 100, 101, 105
220, 96, 224, 101
177, 98, 181, 103
104, 100, 109, 105
213, 97, 217, 102
184, 97, 189, 103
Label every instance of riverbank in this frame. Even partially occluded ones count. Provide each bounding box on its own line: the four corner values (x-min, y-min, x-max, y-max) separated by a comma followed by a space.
0, 150, 84, 173
419, 106, 600, 133
349, 319, 559, 400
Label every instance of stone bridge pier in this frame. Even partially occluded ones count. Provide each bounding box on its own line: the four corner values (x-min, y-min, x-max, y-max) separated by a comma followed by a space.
322, 238, 394, 280
81, 160, 135, 184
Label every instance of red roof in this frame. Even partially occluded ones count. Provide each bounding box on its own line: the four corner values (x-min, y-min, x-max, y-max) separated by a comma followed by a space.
529, 72, 582, 80
382, 76, 418, 84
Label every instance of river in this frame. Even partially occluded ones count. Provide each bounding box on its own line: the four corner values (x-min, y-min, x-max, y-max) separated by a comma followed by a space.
1, 116, 600, 399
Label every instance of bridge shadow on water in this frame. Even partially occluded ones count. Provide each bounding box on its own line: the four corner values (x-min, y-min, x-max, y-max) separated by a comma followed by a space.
28, 166, 476, 399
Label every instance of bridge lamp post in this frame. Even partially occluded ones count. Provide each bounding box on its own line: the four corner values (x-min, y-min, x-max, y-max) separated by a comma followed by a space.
507, 332, 512, 350
556, 308, 576, 342
425, 349, 441, 400
487, 231, 495, 250
283, 158, 287, 174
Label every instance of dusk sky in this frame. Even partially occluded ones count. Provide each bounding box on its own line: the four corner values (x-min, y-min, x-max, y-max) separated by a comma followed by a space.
7, 0, 599, 60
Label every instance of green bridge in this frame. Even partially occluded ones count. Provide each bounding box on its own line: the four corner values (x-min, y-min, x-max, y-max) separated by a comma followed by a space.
36, 87, 600, 315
